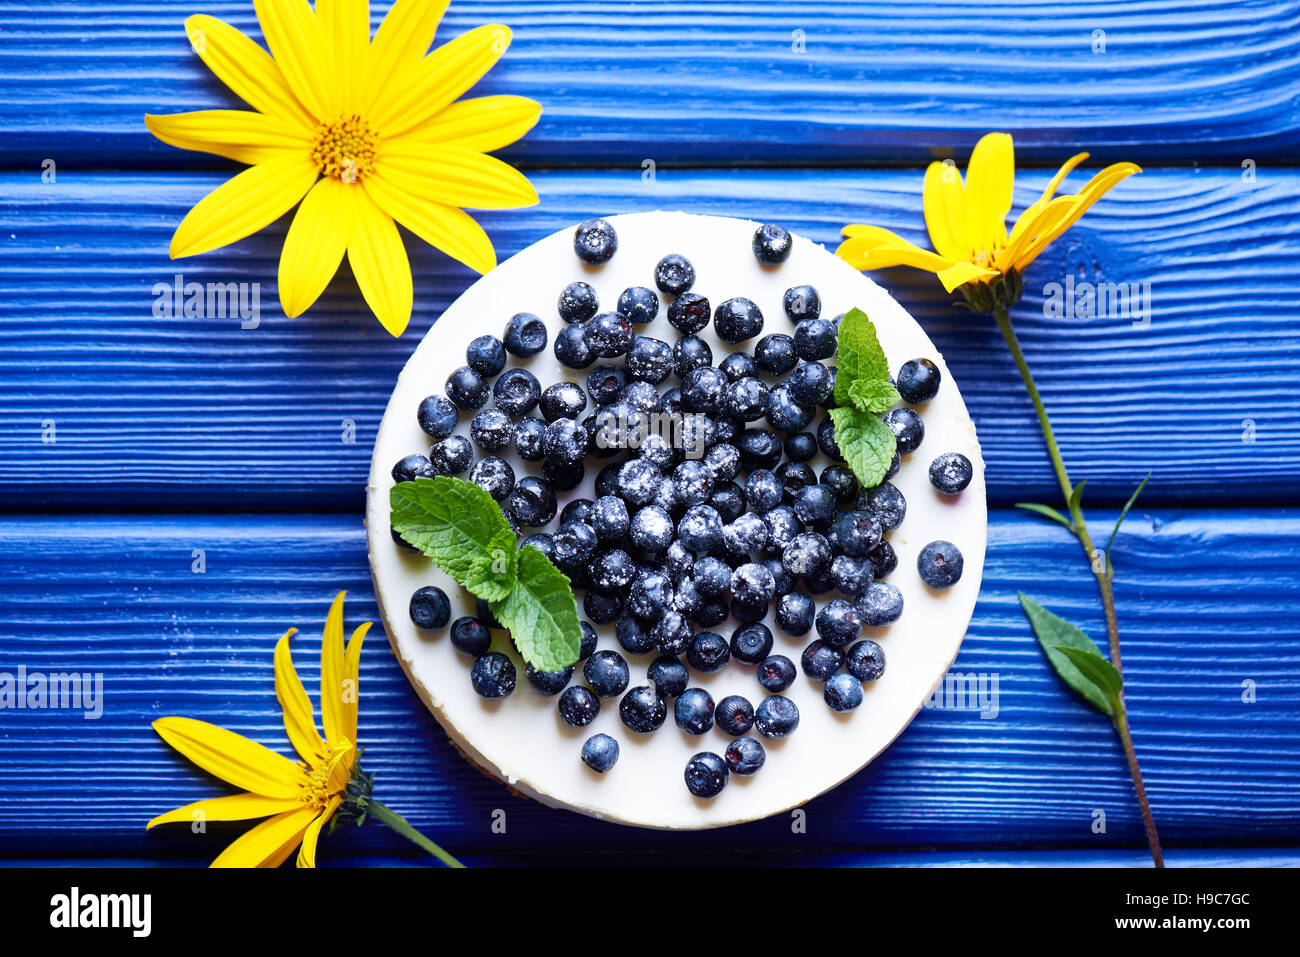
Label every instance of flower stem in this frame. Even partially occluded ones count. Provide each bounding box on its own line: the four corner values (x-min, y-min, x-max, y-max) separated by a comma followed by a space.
368, 800, 465, 868
992, 305, 1164, 868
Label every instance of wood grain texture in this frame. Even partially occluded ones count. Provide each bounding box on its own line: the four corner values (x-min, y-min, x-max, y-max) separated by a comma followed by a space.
2, 167, 1297, 511
2, 1, 1299, 167
1, 509, 1296, 855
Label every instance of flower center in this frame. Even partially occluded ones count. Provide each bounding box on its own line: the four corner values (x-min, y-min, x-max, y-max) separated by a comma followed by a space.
299, 743, 350, 809
311, 115, 377, 183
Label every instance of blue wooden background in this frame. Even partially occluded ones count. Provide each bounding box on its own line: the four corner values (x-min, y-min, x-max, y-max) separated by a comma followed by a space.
1, 0, 1298, 867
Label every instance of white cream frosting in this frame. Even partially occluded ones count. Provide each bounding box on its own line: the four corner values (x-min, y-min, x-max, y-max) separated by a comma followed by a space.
366, 212, 986, 829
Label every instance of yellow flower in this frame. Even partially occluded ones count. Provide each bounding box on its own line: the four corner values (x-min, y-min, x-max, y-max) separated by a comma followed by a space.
145, 0, 541, 336
837, 132, 1140, 296
147, 592, 370, 868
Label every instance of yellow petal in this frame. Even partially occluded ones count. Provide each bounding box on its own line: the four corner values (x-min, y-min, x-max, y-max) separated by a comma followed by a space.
999, 195, 1075, 271
183, 14, 314, 130
147, 792, 302, 830
936, 260, 1000, 293
210, 804, 319, 868
398, 95, 541, 153
153, 717, 305, 799
363, 0, 451, 112
342, 621, 371, 746
1010, 151, 1090, 242
836, 236, 955, 274
348, 195, 414, 336
272, 627, 326, 763
319, 591, 348, 743
964, 131, 1014, 250
840, 224, 916, 244
253, 0, 335, 121
170, 156, 319, 259
145, 110, 310, 166
1014, 162, 1140, 270
378, 145, 537, 209
365, 171, 497, 274
923, 160, 971, 262
325, 737, 355, 794
296, 796, 343, 868
278, 177, 356, 318
372, 24, 512, 138
316, 0, 370, 113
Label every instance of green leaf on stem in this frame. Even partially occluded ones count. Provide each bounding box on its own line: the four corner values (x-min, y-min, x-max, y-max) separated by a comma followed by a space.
1018, 592, 1117, 717
1067, 479, 1087, 517
1015, 502, 1074, 530
1105, 472, 1151, 561
1055, 646, 1124, 717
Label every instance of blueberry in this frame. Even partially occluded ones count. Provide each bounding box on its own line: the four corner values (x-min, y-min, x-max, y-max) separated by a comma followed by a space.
744, 470, 783, 514
584, 649, 630, 698
408, 586, 451, 630
526, 663, 574, 696
817, 417, 842, 461
884, 407, 925, 454
783, 531, 832, 580
715, 695, 755, 736
830, 554, 872, 597
674, 335, 713, 377
392, 453, 436, 484
918, 540, 964, 588
554, 321, 595, 369
930, 452, 973, 494
631, 505, 674, 552
466, 334, 507, 377
587, 365, 628, 406
725, 737, 766, 776
684, 751, 729, 797
648, 656, 689, 698
867, 540, 899, 579
801, 639, 843, 681
775, 592, 815, 637
590, 496, 631, 543
611, 285, 658, 326
752, 223, 793, 265
821, 464, 860, 506
676, 505, 722, 553
789, 361, 833, 407
723, 513, 770, 556
754, 333, 797, 376
714, 297, 764, 344
720, 351, 758, 381
449, 616, 492, 656
730, 599, 766, 624
672, 460, 714, 507
680, 365, 727, 414
552, 520, 597, 571
539, 382, 588, 423
594, 462, 622, 498
736, 428, 783, 472
784, 432, 818, 461
522, 532, 554, 559
614, 614, 654, 654
856, 581, 904, 626
651, 610, 693, 656
686, 632, 731, 674
794, 483, 837, 530
558, 281, 599, 323
445, 365, 489, 411
502, 312, 548, 358
675, 688, 715, 735
581, 733, 620, 772
829, 511, 883, 558
766, 382, 816, 432
756, 654, 796, 693
574, 218, 618, 264
664, 539, 697, 583
763, 505, 801, 556
573, 621, 598, 661
859, 482, 906, 531
815, 598, 862, 648
694, 600, 729, 628
654, 253, 695, 295
492, 368, 542, 417
793, 318, 837, 361
692, 556, 732, 598
896, 357, 941, 404
783, 284, 821, 321
470, 408, 513, 452
710, 481, 747, 523
754, 695, 800, 738
429, 435, 473, 475
509, 475, 557, 527
512, 417, 547, 461
621, 380, 662, 413
620, 685, 668, 733
846, 639, 887, 681
824, 673, 864, 712
559, 685, 600, 726
626, 336, 673, 384
703, 443, 741, 483
470, 651, 516, 699
763, 557, 794, 596
779, 462, 818, 503
469, 456, 515, 501
583, 590, 623, 625
417, 394, 459, 439
584, 311, 630, 359
667, 292, 711, 335
543, 418, 589, 467
628, 572, 674, 622
723, 376, 769, 422
730, 562, 775, 606
476, 598, 502, 630
731, 623, 774, 664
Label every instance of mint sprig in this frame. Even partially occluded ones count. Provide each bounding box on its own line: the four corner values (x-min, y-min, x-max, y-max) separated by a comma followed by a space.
391, 476, 581, 670
830, 307, 900, 487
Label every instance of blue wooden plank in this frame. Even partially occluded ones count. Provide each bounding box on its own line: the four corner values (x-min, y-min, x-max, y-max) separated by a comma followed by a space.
2, 1, 1298, 167
2, 168, 1297, 511
0, 508, 1296, 855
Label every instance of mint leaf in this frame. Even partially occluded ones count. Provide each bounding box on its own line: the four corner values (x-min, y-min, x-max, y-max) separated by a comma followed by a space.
1018, 592, 1116, 717
829, 406, 897, 488
464, 529, 517, 603
1015, 502, 1074, 531
834, 306, 892, 409
847, 377, 901, 414
490, 546, 582, 672
391, 476, 516, 593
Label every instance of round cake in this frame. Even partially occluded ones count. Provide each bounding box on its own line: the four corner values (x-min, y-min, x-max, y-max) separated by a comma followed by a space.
366, 211, 986, 829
